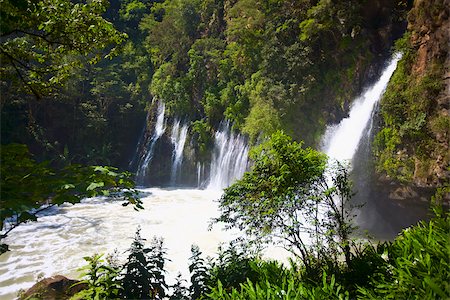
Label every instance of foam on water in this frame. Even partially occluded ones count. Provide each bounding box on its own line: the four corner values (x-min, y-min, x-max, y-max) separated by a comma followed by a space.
0, 189, 234, 299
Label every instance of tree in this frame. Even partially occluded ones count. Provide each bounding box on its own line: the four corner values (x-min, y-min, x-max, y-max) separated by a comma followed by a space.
214, 131, 356, 270
0, 0, 127, 101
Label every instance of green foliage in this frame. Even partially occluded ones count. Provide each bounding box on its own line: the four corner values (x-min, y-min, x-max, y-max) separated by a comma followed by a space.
204, 212, 449, 299
207, 243, 260, 292
358, 212, 450, 299
120, 0, 148, 22
150, 62, 191, 116
202, 90, 223, 124
73, 254, 122, 300
72, 211, 449, 300
170, 273, 190, 300
0, 0, 127, 98
139, 0, 389, 145
221, 82, 249, 130
0, 143, 140, 253
190, 120, 213, 159
205, 249, 351, 300
1, 0, 149, 168
208, 272, 350, 300
73, 228, 172, 300
188, 245, 209, 299
241, 75, 282, 143
143, 0, 201, 67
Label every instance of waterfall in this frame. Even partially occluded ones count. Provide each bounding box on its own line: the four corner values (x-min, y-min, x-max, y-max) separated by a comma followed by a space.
170, 120, 189, 185
136, 101, 166, 184
207, 122, 249, 190
128, 113, 149, 170
321, 53, 401, 161
197, 162, 205, 188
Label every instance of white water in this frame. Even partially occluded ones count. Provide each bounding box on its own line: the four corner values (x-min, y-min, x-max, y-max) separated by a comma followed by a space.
136, 101, 166, 184
0, 189, 236, 299
208, 122, 249, 190
322, 54, 401, 161
170, 120, 189, 185
196, 162, 206, 188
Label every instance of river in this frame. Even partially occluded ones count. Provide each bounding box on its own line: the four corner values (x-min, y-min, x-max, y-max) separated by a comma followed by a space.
0, 189, 232, 299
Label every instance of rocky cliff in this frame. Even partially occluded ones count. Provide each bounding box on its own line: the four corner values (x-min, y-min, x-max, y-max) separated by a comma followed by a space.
375, 0, 449, 188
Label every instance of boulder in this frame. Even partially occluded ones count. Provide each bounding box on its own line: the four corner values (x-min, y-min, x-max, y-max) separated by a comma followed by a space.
19, 275, 87, 300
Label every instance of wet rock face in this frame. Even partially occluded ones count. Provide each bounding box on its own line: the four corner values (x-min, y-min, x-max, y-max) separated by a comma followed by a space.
19, 275, 87, 300
362, 0, 410, 54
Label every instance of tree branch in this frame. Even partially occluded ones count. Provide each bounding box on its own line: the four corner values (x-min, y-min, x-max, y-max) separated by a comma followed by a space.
1, 49, 42, 99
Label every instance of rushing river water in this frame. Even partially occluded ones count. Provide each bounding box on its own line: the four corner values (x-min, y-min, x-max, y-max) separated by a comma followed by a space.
0, 189, 237, 299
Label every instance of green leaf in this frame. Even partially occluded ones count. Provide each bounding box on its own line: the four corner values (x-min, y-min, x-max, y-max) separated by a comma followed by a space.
86, 181, 104, 191
62, 183, 75, 190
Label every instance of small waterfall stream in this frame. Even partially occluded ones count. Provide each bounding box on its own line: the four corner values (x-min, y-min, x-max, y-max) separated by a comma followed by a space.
170, 120, 189, 185
128, 114, 149, 170
196, 162, 206, 188
136, 101, 166, 184
207, 122, 249, 190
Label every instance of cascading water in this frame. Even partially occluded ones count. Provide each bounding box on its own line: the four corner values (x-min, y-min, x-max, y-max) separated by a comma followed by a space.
128, 114, 148, 170
136, 101, 166, 184
170, 120, 189, 185
321, 53, 428, 239
207, 122, 249, 190
197, 162, 205, 188
314, 53, 400, 234
321, 53, 401, 161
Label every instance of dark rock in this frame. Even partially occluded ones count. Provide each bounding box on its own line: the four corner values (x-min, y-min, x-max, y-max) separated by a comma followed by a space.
19, 275, 87, 300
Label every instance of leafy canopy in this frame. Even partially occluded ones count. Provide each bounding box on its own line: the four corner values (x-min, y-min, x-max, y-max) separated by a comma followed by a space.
0, 0, 127, 99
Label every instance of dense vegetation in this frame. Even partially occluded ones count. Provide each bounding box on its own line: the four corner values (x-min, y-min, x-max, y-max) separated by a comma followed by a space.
139, 0, 409, 146
1, 0, 148, 167
214, 132, 355, 268
68, 212, 448, 300
0, 0, 143, 254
